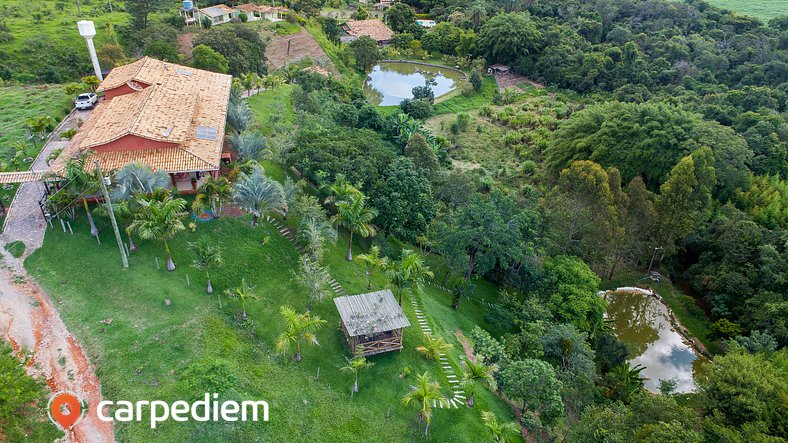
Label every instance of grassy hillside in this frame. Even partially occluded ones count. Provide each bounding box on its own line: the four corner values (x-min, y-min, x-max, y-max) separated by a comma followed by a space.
705, 0, 788, 22
26, 169, 517, 441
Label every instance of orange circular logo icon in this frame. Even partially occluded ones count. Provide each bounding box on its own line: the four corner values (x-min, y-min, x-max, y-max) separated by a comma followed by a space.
48, 391, 85, 430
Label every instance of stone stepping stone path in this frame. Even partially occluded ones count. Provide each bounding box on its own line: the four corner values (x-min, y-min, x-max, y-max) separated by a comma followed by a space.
266, 215, 347, 297
408, 295, 466, 409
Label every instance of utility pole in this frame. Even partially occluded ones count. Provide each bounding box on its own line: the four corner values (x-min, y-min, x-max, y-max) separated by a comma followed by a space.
94, 160, 128, 269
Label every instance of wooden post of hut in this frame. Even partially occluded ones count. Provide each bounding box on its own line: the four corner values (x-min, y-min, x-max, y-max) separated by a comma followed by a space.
334, 289, 411, 357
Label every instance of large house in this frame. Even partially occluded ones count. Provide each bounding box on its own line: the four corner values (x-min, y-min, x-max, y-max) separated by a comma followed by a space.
340, 19, 394, 45
56, 57, 232, 192
235, 3, 288, 21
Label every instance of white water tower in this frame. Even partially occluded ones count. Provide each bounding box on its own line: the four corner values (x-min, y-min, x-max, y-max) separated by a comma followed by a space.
77, 20, 103, 81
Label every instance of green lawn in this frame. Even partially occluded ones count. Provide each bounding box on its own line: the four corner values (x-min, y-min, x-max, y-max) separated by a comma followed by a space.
247, 84, 296, 133
705, 0, 788, 21
433, 76, 497, 115
26, 193, 518, 441
0, 84, 72, 227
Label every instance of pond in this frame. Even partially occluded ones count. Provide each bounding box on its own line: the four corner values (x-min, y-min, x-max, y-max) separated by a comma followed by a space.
363, 62, 465, 106
604, 288, 701, 393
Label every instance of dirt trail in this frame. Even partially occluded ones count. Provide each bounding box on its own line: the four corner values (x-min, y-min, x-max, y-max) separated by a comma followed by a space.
0, 252, 114, 442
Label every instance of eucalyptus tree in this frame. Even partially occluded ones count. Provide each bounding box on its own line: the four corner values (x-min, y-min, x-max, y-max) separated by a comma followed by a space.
231, 166, 285, 226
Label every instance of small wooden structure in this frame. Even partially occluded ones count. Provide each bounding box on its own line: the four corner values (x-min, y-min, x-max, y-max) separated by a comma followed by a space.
488, 64, 511, 75
334, 289, 410, 356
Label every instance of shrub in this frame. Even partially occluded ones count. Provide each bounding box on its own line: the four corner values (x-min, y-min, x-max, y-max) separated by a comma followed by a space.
400, 98, 433, 119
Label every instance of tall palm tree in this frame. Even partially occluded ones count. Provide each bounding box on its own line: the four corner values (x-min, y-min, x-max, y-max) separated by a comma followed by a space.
332, 193, 377, 261
188, 237, 223, 294
109, 162, 171, 249
461, 358, 497, 407
230, 131, 270, 162
226, 278, 258, 322
231, 166, 285, 226
481, 411, 520, 442
226, 100, 254, 134
275, 306, 327, 362
416, 335, 454, 361
355, 245, 388, 290
324, 175, 361, 206
341, 352, 374, 393
197, 175, 231, 216
59, 156, 101, 238
401, 373, 447, 436
128, 191, 187, 271
239, 72, 258, 96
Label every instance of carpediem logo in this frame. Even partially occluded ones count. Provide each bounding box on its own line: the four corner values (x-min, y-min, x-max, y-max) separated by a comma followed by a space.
48, 391, 86, 431
98, 394, 269, 428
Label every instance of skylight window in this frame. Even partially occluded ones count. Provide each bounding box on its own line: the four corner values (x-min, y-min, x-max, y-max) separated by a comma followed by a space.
196, 126, 217, 141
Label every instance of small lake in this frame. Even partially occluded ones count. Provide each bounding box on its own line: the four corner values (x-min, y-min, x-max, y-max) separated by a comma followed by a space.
363, 62, 464, 106
604, 288, 701, 393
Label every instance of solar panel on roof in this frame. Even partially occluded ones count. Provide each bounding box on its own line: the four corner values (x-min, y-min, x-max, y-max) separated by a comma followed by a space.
176, 69, 193, 76
196, 126, 218, 141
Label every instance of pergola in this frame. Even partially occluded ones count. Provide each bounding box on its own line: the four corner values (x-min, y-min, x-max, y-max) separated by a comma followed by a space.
334, 289, 410, 356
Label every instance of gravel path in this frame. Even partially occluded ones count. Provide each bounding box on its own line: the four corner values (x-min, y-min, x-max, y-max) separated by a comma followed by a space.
0, 107, 114, 442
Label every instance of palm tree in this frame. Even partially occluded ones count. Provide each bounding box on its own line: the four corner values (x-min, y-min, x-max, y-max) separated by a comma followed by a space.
299, 217, 337, 263
481, 411, 520, 442
188, 238, 223, 294
386, 249, 433, 305
332, 193, 377, 261
110, 161, 171, 201
230, 131, 270, 162
401, 373, 447, 436
324, 175, 361, 206
27, 115, 55, 140
226, 100, 254, 134
461, 358, 497, 407
341, 352, 374, 393
281, 176, 301, 220
197, 175, 231, 216
226, 278, 258, 322
355, 245, 388, 290
416, 335, 454, 361
128, 191, 188, 271
231, 166, 285, 226
239, 72, 258, 96
59, 156, 101, 238
293, 254, 333, 308
275, 305, 327, 362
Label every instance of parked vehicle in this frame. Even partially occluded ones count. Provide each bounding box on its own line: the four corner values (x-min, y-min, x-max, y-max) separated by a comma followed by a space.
75, 93, 98, 110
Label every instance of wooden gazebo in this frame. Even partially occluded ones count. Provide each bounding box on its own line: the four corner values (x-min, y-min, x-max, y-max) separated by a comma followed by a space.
334, 289, 411, 357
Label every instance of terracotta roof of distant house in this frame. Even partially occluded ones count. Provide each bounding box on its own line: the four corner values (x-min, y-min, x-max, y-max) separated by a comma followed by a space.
236, 3, 288, 13
302, 65, 332, 76
343, 19, 394, 42
58, 57, 232, 174
0, 171, 48, 184
199, 4, 237, 17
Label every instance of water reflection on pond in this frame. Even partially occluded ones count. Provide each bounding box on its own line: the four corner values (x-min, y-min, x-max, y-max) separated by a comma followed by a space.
363, 62, 463, 106
604, 289, 700, 393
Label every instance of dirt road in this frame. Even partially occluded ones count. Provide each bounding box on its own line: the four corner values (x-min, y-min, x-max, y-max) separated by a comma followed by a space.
0, 253, 114, 442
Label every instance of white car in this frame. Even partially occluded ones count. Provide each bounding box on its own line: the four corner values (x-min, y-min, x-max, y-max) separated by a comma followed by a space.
75, 93, 98, 110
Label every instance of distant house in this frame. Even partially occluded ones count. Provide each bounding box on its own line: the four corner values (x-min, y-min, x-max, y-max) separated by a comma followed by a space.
196, 4, 239, 26
55, 57, 232, 193
340, 19, 394, 45
235, 4, 288, 22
